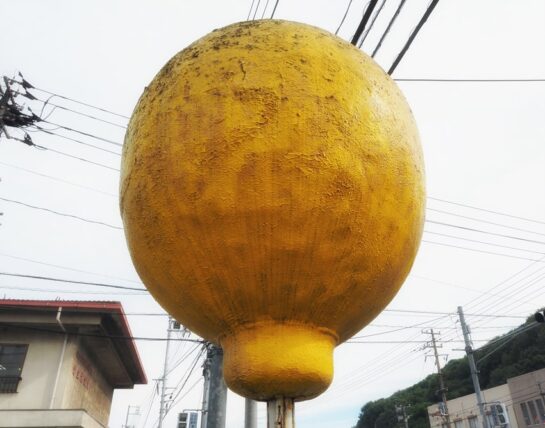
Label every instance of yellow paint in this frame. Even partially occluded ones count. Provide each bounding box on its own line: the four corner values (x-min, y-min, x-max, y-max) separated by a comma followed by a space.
120, 20, 425, 401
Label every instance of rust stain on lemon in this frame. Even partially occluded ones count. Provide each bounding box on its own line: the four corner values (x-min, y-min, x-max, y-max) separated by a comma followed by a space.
121, 20, 425, 401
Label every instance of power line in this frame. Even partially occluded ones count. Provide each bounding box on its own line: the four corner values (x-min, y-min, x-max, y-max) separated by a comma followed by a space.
0, 195, 122, 229
0, 161, 117, 198
14, 90, 127, 128
422, 239, 545, 263
395, 78, 545, 83
427, 207, 545, 237
358, 0, 387, 48
462, 257, 545, 314
40, 145, 120, 171
252, 0, 262, 20
0, 272, 146, 292
5, 133, 120, 171
335, 0, 354, 35
424, 230, 545, 255
38, 118, 122, 147
371, 0, 406, 57
6, 78, 130, 119
270, 0, 280, 18
0, 252, 141, 284
0, 284, 145, 296
428, 196, 545, 225
33, 124, 121, 156
387, 0, 440, 75
345, 339, 489, 344
0, 322, 203, 343
383, 309, 526, 318
261, 0, 271, 19
246, 0, 256, 20
426, 219, 545, 246
351, 0, 379, 45
164, 347, 206, 416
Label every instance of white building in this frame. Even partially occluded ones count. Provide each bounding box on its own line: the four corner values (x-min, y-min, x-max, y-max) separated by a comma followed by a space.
0, 299, 147, 428
428, 368, 545, 428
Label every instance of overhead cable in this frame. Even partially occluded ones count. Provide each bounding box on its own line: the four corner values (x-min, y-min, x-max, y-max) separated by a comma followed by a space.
7, 78, 130, 119
0, 195, 122, 229
0, 272, 146, 291
358, 0, 387, 48
335, 0, 354, 35
0, 161, 117, 198
424, 230, 545, 255
395, 78, 545, 83
351, 0, 379, 45
270, 0, 280, 18
0, 323, 203, 343
428, 196, 545, 225
0, 252, 141, 284
427, 207, 545, 237
371, 0, 406, 57
422, 239, 545, 263
426, 220, 545, 246
387, 0, 440, 74
33, 124, 121, 155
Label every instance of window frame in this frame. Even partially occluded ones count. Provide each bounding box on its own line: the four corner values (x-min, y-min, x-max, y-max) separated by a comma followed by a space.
0, 343, 29, 393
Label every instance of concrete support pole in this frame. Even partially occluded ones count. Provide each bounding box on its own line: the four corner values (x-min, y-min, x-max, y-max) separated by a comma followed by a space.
430, 329, 450, 428
200, 356, 210, 428
158, 317, 173, 428
267, 397, 295, 428
458, 306, 489, 428
206, 345, 227, 428
244, 398, 258, 428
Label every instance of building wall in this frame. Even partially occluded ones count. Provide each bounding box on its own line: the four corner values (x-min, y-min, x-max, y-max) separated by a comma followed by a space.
507, 368, 545, 428
0, 329, 113, 427
0, 329, 68, 410
428, 384, 518, 428
60, 341, 113, 427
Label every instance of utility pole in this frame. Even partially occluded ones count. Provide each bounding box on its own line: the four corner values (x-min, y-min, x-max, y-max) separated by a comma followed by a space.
458, 306, 489, 428
200, 344, 227, 428
423, 329, 451, 428
395, 404, 410, 428
267, 397, 294, 428
123, 405, 140, 428
206, 345, 227, 428
244, 398, 257, 428
158, 317, 174, 428
200, 354, 210, 428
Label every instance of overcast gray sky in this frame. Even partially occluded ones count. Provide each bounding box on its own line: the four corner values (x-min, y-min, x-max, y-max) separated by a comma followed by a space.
1, 1, 545, 427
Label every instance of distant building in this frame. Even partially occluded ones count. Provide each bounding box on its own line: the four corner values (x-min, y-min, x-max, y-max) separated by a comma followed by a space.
428, 368, 545, 428
0, 299, 147, 428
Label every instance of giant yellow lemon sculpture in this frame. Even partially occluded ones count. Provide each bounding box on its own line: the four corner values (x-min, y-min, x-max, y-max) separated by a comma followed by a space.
121, 20, 425, 401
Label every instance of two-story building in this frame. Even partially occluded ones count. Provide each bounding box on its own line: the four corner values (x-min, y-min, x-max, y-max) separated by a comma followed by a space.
0, 299, 147, 428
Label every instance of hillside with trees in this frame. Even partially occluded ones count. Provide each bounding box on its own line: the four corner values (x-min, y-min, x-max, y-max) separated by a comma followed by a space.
353, 315, 545, 428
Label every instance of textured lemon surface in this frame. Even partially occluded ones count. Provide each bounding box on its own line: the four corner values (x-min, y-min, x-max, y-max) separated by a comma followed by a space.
121, 20, 425, 401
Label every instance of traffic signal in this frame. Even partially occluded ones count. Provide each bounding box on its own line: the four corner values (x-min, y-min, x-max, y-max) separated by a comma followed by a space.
535, 311, 545, 323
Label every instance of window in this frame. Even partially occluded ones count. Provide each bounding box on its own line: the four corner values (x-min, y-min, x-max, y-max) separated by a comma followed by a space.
535, 398, 545, 423
0, 344, 28, 393
528, 400, 540, 425
454, 420, 463, 428
521, 402, 532, 426
487, 413, 496, 428
178, 413, 188, 428
468, 416, 478, 428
